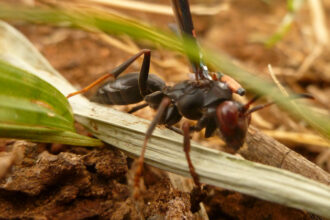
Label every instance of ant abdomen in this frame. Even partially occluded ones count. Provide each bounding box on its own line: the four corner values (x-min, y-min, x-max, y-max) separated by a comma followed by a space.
91, 73, 165, 105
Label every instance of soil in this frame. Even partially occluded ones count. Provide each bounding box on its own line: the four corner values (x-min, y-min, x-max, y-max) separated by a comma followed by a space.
0, 0, 329, 219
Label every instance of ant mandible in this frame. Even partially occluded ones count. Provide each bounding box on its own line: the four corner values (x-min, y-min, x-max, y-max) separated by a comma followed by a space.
66, 0, 311, 204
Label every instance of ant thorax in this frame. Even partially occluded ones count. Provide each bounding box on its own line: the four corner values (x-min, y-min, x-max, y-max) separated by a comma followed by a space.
162, 79, 233, 120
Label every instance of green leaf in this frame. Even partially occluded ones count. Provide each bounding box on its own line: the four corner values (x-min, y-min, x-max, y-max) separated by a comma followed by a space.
0, 60, 73, 124
0, 95, 73, 131
0, 60, 103, 146
0, 123, 102, 146
0, 60, 74, 131
265, 0, 305, 47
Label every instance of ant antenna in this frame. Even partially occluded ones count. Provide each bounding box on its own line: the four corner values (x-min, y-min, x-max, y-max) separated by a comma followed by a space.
244, 102, 274, 116
244, 93, 314, 116
242, 95, 261, 112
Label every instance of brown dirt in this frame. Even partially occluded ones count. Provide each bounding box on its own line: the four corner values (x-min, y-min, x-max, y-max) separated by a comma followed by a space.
0, 0, 329, 219
0, 141, 318, 220
0, 141, 194, 219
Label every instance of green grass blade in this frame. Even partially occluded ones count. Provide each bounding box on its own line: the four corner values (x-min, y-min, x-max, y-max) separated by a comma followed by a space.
0, 59, 103, 146
0, 123, 103, 146
265, 0, 305, 47
0, 60, 74, 124
0, 61, 74, 131
0, 95, 73, 131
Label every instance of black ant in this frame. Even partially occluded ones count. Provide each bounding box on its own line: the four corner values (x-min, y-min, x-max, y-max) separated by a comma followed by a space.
67, 0, 312, 210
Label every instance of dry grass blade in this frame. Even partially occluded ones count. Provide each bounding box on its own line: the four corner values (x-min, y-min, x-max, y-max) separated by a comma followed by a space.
268, 64, 289, 97
263, 130, 330, 147
267, 65, 329, 147
297, 0, 329, 75
307, 0, 329, 45
69, 0, 228, 16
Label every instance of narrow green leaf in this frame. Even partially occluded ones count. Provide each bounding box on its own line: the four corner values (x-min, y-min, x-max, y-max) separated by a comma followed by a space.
0, 58, 102, 146
264, 13, 294, 47
265, 0, 305, 47
0, 60, 73, 124
0, 95, 73, 131
0, 123, 103, 146
0, 60, 74, 131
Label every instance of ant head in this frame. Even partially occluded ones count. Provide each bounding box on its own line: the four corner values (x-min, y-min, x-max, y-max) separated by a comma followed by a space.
216, 93, 314, 150
216, 93, 313, 150
216, 100, 250, 150
216, 95, 264, 150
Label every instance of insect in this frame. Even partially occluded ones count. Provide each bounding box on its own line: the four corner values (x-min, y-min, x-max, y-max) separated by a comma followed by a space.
66, 0, 312, 209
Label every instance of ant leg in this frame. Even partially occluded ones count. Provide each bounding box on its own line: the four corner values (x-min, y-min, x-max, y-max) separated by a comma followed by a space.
138, 50, 151, 98
166, 125, 183, 135
128, 103, 149, 114
182, 121, 207, 212
134, 97, 171, 199
182, 121, 201, 189
67, 49, 151, 98
166, 113, 209, 136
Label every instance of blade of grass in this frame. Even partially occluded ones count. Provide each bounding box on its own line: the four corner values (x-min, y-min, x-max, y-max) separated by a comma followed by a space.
0, 60, 75, 132
0, 60, 103, 146
74, 0, 227, 16
0, 27, 103, 146
0, 62, 103, 146
0, 123, 103, 146
0, 95, 73, 131
0, 60, 73, 122
265, 0, 305, 47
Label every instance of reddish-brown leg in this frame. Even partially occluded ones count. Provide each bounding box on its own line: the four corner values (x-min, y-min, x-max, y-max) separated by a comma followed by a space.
182, 121, 207, 212
182, 121, 201, 189
66, 49, 151, 98
133, 97, 171, 199
165, 125, 183, 135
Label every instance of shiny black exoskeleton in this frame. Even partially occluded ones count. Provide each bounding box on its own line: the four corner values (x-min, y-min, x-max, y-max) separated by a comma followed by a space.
95, 72, 233, 122
92, 60, 248, 150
